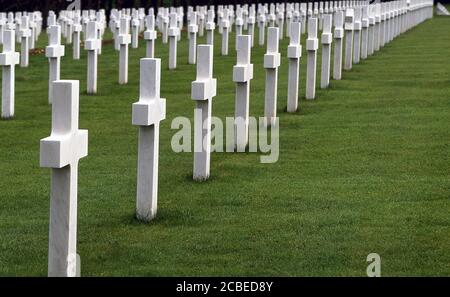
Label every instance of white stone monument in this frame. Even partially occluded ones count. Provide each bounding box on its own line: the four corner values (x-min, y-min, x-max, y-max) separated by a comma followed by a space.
221, 9, 230, 56
305, 18, 318, 100
45, 25, 65, 104
144, 15, 157, 58
72, 15, 82, 60
191, 45, 217, 181
131, 15, 140, 49
263, 27, 280, 126
118, 17, 130, 84
247, 6, 256, 47
235, 10, 244, 50
368, 6, 375, 56
205, 9, 215, 46
333, 11, 344, 80
19, 16, 30, 68
40, 80, 88, 277
85, 21, 99, 94
353, 7, 362, 64
168, 12, 179, 69
188, 12, 198, 65
258, 12, 266, 46
321, 14, 333, 89
0, 29, 19, 119
344, 9, 354, 71
162, 11, 169, 44
132, 58, 166, 222
233, 35, 253, 151
286, 22, 302, 112
276, 10, 284, 40
374, 4, 381, 52
361, 5, 369, 60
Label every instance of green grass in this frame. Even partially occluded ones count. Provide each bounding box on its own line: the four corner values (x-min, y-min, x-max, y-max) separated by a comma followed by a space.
0, 14, 449, 276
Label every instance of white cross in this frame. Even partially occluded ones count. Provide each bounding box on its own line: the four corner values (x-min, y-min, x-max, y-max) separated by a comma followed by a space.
257, 13, 266, 46
233, 35, 253, 151
85, 21, 99, 94
353, 7, 362, 64
205, 9, 216, 46
374, 3, 381, 52
221, 9, 230, 56
118, 17, 130, 84
162, 10, 169, 44
305, 18, 318, 100
286, 21, 302, 112
247, 6, 256, 46
321, 14, 333, 89
131, 15, 140, 49
368, 5, 375, 55
45, 25, 65, 104
188, 12, 198, 64
344, 8, 354, 70
72, 15, 82, 60
0, 29, 19, 118
40, 80, 88, 277
0, 16, 6, 45
276, 10, 284, 39
168, 12, 179, 69
263, 27, 280, 127
380, 3, 387, 48
19, 16, 31, 68
235, 9, 244, 49
192, 45, 217, 181
333, 10, 344, 80
132, 58, 166, 222
144, 15, 157, 58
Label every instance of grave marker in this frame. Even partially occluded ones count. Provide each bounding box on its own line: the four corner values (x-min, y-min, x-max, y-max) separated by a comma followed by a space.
191, 45, 217, 181
306, 18, 318, 100
73, 15, 82, 60
353, 7, 362, 64
221, 9, 230, 56
258, 13, 266, 46
168, 12, 179, 69
263, 27, 280, 126
233, 35, 253, 151
0, 29, 19, 118
321, 14, 333, 89
19, 16, 30, 68
205, 9, 216, 46
286, 22, 302, 112
85, 21, 99, 94
333, 11, 344, 80
118, 17, 130, 84
40, 80, 88, 277
131, 15, 140, 49
188, 12, 198, 64
344, 8, 354, 70
361, 5, 369, 60
247, 6, 256, 47
45, 25, 65, 104
132, 58, 166, 222
144, 15, 157, 58
368, 6, 375, 56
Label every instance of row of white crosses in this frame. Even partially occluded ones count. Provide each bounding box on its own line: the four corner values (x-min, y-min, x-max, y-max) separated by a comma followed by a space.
57, 9, 106, 60
2, 0, 434, 118
0, 12, 41, 67
33, 0, 435, 277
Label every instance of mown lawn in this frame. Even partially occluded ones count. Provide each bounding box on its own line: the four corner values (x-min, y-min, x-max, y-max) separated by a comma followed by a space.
0, 13, 449, 276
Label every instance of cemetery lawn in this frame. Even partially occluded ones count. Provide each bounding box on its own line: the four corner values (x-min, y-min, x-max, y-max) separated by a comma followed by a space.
1, 15, 449, 277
